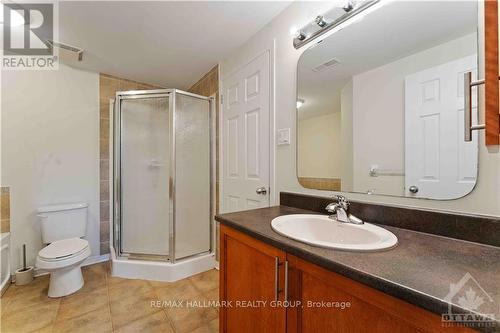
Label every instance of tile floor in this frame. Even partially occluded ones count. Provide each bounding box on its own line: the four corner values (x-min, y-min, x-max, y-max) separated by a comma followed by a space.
0, 262, 219, 333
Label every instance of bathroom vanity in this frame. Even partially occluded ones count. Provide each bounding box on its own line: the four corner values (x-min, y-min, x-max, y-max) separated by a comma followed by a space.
216, 193, 500, 333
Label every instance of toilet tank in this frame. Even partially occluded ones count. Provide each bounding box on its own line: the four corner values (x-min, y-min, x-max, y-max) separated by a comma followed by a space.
37, 203, 88, 244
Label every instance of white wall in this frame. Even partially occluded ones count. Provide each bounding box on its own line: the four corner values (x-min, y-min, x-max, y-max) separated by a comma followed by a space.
1, 64, 100, 270
340, 80, 353, 191
220, 1, 500, 217
352, 34, 476, 196
298, 112, 341, 178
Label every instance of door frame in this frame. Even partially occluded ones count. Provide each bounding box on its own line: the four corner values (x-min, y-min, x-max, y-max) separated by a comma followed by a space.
219, 45, 277, 214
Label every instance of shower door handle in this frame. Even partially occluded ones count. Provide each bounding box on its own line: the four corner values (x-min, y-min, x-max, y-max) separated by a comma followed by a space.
256, 187, 267, 195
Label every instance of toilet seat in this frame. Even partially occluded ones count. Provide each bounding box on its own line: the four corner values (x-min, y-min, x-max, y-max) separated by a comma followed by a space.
36, 238, 91, 271
39, 238, 89, 261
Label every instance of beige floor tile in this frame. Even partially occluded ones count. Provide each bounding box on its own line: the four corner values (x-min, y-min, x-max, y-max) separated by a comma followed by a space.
7, 276, 49, 297
78, 267, 107, 295
30, 325, 54, 333
110, 290, 161, 329
165, 294, 218, 333
53, 306, 112, 333
57, 287, 109, 320
189, 318, 219, 333
188, 317, 219, 333
204, 287, 219, 303
106, 274, 130, 286
108, 278, 153, 301
1, 263, 221, 333
1, 291, 13, 316
208, 317, 219, 332
188, 325, 212, 333
189, 270, 219, 293
2, 284, 17, 299
148, 279, 177, 289
83, 262, 108, 276
3, 281, 59, 314
114, 311, 174, 333
155, 278, 199, 302
1, 301, 59, 333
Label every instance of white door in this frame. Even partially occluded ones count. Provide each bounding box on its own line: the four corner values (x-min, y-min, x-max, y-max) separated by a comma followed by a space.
405, 55, 478, 199
221, 51, 270, 213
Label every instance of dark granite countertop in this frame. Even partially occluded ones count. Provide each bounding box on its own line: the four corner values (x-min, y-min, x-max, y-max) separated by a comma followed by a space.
216, 205, 500, 332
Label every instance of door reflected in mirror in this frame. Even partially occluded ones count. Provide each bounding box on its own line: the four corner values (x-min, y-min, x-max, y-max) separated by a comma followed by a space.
297, 0, 479, 200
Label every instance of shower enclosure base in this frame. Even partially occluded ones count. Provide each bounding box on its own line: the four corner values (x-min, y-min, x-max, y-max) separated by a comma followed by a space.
110, 246, 216, 282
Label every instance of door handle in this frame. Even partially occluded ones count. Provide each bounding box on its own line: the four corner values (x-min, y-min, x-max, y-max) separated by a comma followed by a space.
284, 260, 289, 302
274, 258, 289, 302
274, 257, 279, 301
409, 185, 419, 194
256, 186, 267, 195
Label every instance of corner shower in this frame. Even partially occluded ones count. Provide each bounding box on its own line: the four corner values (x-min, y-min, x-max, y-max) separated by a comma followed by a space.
111, 89, 215, 281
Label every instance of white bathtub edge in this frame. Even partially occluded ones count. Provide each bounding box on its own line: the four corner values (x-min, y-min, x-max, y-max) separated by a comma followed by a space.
1, 232, 11, 296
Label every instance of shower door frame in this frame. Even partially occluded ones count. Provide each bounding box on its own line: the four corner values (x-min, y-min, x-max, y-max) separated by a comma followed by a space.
113, 89, 214, 264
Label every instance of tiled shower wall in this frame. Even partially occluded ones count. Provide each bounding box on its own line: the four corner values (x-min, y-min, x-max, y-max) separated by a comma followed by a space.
99, 74, 161, 255
1, 187, 10, 233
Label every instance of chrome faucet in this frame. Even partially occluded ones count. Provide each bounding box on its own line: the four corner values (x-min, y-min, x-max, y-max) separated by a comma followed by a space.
325, 195, 364, 225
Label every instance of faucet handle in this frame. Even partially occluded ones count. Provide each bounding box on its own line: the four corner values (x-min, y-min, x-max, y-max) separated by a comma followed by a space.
334, 195, 349, 209
325, 202, 338, 213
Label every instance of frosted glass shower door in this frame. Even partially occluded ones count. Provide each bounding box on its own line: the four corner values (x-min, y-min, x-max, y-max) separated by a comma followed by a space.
121, 96, 170, 256
174, 93, 211, 259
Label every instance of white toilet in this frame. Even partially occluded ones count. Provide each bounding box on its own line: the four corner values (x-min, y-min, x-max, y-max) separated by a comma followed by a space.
35, 202, 91, 298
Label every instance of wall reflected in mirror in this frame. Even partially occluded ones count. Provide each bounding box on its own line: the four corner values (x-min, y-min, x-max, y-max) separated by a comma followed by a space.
297, 0, 479, 200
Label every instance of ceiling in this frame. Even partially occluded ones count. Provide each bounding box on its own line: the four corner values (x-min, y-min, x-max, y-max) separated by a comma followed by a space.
297, 0, 478, 120
58, 1, 291, 89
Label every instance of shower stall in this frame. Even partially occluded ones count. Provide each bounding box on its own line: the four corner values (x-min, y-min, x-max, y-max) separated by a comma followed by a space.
110, 89, 215, 281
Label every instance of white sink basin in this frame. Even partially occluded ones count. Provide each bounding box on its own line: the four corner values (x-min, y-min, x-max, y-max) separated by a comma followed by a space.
271, 214, 398, 251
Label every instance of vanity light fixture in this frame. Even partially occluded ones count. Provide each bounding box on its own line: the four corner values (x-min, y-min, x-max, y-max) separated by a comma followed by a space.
296, 99, 305, 109
293, 0, 380, 49
295, 31, 307, 41
315, 15, 327, 28
343, 1, 354, 12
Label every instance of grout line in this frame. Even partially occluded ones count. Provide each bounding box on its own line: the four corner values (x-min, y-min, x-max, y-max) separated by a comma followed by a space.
51, 299, 62, 331
104, 262, 116, 333
151, 285, 177, 333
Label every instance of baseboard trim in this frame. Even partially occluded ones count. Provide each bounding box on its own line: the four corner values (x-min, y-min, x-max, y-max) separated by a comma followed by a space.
83, 254, 110, 266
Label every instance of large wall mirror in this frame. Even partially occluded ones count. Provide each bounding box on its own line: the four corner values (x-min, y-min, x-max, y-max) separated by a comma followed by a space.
297, 0, 479, 200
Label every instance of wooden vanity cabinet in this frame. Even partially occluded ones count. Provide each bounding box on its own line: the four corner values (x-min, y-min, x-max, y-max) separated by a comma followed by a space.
220, 225, 476, 333
219, 225, 287, 333
484, 0, 499, 145
287, 255, 476, 333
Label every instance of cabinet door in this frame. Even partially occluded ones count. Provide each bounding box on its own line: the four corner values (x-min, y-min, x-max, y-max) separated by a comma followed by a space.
220, 225, 286, 333
484, 0, 499, 145
287, 254, 476, 333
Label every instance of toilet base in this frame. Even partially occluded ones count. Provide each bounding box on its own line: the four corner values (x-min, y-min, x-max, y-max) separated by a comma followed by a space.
48, 264, 84, 298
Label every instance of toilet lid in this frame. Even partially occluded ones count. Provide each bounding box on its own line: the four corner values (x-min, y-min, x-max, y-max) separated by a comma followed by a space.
39, 238, 89, 260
